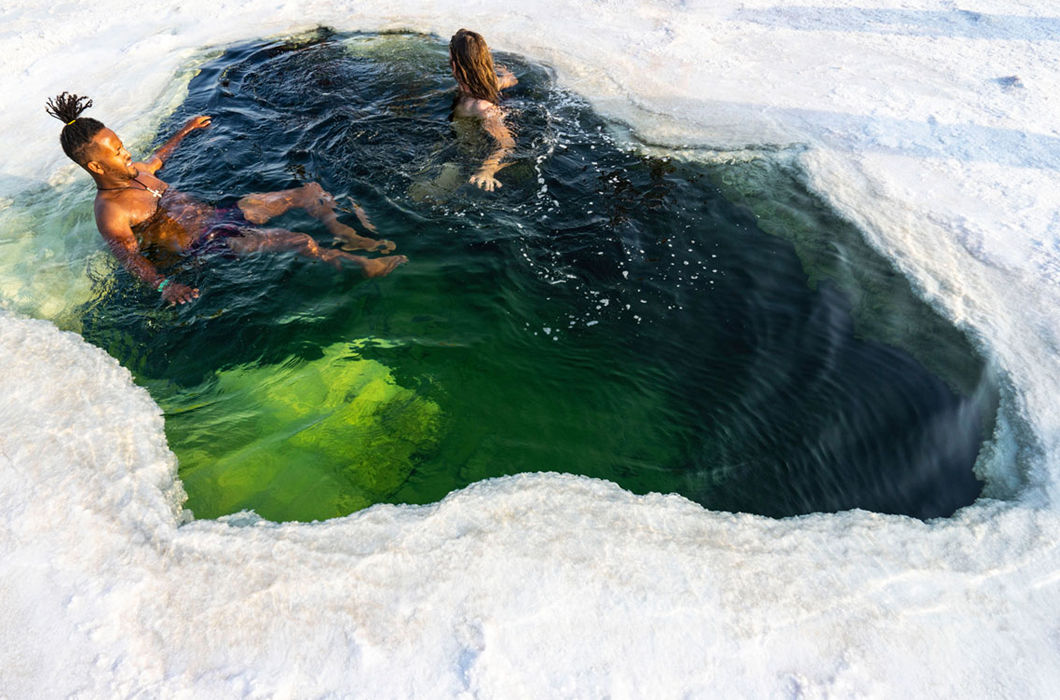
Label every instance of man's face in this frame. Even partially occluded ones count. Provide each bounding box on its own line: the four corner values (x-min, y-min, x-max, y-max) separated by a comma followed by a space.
85, 129, 137, 179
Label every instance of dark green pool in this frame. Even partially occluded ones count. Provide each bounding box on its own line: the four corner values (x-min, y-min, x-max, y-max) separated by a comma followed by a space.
79, 30, 995, 522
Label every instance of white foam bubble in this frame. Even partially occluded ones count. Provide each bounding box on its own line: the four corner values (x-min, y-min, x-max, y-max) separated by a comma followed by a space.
2, 0, 1060, 695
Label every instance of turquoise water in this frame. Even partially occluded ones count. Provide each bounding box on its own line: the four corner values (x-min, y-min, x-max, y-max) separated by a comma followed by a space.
76, 31, 995, 522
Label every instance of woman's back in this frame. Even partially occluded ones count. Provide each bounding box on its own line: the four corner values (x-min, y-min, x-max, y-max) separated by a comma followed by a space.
449, 29, 518, 192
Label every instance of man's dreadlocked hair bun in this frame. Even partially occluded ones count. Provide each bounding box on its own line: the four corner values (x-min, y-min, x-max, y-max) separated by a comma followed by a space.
46, 92, 106, 165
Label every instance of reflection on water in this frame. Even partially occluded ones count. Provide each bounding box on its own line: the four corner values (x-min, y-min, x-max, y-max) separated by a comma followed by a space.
77, 30, 995, 521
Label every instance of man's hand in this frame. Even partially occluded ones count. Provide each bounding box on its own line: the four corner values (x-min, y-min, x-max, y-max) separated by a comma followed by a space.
144, 115, 213, 173
162, 282, 199, 306
184, 115, 212, 132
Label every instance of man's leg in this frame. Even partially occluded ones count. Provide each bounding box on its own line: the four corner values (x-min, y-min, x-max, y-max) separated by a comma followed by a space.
236, 182, 396, 253
227, 227, 407, 278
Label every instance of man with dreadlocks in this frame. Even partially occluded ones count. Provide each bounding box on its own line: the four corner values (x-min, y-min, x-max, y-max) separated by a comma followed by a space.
449, 29, 518, 192
46, 92, 405, 305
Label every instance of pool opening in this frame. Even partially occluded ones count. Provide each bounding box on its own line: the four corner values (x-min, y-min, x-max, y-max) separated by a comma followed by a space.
72, 30, 997, 522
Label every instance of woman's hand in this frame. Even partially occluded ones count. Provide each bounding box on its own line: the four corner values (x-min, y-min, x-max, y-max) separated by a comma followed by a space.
470, 168, 503, 192
496, 65, 518, 90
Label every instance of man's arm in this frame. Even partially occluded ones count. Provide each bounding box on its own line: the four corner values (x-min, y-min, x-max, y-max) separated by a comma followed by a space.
141, 115, 212, 174
469, 105, 515, 192
96, 204, 199, 305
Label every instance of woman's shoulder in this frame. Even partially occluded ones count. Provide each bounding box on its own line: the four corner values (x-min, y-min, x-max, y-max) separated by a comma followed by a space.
453, 96, 499, 120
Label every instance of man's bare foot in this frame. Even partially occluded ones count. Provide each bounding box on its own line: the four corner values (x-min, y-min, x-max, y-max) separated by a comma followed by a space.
337, 234, 397, 254
347, 199, 378, 234
361, 254, 408, 278
318, 250, 407, 276
301, 184, 393, 253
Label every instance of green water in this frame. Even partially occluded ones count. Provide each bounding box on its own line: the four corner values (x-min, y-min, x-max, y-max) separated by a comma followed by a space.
57, 31, 996, 522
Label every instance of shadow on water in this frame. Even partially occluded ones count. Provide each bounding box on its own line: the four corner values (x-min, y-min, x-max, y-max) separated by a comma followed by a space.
78, 29, 997, 522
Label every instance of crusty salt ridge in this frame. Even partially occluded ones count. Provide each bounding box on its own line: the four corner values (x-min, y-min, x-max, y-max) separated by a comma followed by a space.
2, 0, 1060, 695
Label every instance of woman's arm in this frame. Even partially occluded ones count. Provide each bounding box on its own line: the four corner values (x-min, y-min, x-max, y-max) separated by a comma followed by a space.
469, 105, 515, 192
496, 65, 518, 90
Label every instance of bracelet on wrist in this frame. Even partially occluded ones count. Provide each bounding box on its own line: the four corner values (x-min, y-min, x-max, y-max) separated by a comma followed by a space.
157, 278, 171, 293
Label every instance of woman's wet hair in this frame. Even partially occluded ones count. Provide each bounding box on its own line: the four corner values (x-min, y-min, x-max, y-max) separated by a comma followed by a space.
449, 29, 500, 104
45, 92, 106, 165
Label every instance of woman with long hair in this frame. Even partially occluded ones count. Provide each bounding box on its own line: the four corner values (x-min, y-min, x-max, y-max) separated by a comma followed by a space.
449, 29, 518, 192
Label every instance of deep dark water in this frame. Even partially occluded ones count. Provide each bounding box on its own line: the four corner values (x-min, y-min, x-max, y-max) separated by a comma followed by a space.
79, 30, 996, 521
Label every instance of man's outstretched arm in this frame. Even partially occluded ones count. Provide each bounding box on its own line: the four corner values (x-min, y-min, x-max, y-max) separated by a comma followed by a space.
141, 115, 212, 174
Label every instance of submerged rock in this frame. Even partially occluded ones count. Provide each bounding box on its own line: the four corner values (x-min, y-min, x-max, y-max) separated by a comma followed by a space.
172, 341, 442, 521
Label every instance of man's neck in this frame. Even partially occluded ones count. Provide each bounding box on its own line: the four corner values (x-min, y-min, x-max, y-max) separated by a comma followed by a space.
92, 168, 138, 192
